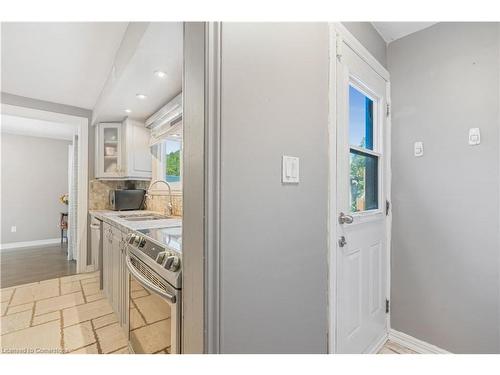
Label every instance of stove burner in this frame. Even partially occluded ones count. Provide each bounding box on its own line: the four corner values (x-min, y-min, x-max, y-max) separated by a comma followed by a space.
137, 226, 182, 253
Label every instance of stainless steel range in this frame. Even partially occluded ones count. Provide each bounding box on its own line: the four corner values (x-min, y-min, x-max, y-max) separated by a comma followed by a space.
125, 226, 182, 354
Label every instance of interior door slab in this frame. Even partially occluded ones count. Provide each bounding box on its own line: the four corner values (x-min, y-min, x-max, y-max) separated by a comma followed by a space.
335, 39, 389, 354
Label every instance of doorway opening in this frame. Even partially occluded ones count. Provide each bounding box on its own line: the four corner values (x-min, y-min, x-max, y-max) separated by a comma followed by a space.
0, 104, 88, 287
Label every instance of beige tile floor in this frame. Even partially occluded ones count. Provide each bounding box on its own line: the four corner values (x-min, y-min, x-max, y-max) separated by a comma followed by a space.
1, 271, 416, 355
378, 340, 417, 354
0, 271, 129, 354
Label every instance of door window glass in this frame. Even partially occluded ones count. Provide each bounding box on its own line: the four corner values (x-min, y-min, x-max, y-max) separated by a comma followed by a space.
349, 85, 374, 150
348, 84, 379, 213
350, 150, 378, 212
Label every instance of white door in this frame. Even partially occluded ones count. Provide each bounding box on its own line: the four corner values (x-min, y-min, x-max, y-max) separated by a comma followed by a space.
335, 39, 389, 354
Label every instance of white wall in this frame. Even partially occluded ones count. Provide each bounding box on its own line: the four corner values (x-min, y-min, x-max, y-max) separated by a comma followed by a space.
1, 133, 71, 244
1, 93, 93, 177
388, 22, 500, 353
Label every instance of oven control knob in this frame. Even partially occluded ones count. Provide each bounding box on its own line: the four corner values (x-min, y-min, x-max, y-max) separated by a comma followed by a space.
128, 234, 136, 244
138, 238, 147, 248
164, 256, 180, 272
133, 236, 141, 246
155, 251, 166, 264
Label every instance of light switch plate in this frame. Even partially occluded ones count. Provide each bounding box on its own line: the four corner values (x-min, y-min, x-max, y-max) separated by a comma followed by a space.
282, 156, 299, 184
414, 141, 424, 157
468, 128, 480, 145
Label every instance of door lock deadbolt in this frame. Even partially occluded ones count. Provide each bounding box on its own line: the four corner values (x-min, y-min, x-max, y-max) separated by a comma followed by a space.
338, 236, 347, 247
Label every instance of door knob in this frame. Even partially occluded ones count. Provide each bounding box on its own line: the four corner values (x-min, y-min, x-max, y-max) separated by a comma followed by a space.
338, 212, 354, 224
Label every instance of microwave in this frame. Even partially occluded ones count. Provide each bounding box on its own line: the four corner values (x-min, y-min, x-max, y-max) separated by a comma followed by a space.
109, 189, 146, 211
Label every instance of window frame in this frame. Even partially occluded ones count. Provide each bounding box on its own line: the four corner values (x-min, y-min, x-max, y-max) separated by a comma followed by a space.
151, 136, 183, 194
348, 77, 384, 216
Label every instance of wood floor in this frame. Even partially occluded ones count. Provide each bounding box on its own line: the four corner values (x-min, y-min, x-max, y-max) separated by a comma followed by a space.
0, 244, 76, 288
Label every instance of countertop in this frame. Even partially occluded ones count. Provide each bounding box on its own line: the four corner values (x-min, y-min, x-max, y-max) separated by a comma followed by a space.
89, 210, 182, 233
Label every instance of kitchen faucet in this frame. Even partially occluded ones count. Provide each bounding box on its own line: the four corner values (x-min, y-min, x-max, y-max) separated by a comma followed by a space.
146, 180, 174, 216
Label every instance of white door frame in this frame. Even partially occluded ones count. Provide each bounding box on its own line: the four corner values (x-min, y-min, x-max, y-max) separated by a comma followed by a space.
327, 23, 392, 354
0, 104, 89, 273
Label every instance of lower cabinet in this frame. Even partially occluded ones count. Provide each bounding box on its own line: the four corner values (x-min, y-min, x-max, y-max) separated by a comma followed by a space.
102, 222, 129, 336
103, 223, 113, 303
119, 232, 129, 334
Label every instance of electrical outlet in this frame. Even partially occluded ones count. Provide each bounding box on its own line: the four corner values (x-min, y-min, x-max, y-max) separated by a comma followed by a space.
414, 141, 424, 157
468, 128, 480, 145
11, 226, 17, 233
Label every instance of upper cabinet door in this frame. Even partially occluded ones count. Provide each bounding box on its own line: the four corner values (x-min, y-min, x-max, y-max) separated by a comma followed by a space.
123, 119, 152, 180
97, 122, 123, 179
95, 120, 152, 180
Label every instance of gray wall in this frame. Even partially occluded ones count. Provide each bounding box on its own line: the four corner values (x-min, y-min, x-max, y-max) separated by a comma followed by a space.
1, 92, 93, 261
343, 22, 387, 67
219, 23, 329, 353
388, 22, 500, 353
1, 92, 94, 178
1, 133, 71, 244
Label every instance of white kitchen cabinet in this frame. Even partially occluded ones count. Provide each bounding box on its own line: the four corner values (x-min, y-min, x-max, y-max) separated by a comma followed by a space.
111, 227, 121, 316
96, 123, 122, 179
102, 222, 113, 303
123, 119, 152, 179
119, 231, 129, 334
95, 119, 152, 180
102, 221, 129, 335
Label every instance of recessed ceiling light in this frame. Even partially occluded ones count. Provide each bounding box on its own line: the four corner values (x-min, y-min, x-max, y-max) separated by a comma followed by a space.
124, 109, 132, 114
136, 94, 147, 100
154, 70, 167, 79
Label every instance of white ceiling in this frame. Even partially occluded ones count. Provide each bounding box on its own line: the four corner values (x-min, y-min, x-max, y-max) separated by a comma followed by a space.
1, 114, 78, 141
1, 22, 128, 109
94, 22, 183, 123
371, 22, 437, 43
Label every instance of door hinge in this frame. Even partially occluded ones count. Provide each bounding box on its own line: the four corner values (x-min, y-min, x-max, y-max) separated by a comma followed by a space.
386, 103, 391, 117
385, 299, 390, 314
385, 200, 390, 216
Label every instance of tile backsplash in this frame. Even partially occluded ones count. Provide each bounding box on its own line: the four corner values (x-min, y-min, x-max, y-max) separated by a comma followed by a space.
89, 179, 182, 216
146, 193, 183, 217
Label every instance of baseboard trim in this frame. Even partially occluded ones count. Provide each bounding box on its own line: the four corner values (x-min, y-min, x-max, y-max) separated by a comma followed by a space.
366, 332, 389, 354
389, 329, 451, 354
0, 238, 61, 251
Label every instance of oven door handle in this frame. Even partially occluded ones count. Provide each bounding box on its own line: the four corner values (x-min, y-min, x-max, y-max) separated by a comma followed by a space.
125, 254, 177, 304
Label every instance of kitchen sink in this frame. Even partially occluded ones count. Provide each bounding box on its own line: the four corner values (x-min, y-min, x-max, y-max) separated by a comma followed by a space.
118, 213, 171, 221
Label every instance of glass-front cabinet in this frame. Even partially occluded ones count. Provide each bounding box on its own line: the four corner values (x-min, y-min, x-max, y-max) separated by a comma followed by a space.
98, 123, 123, 178
95, 119, 152, 180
